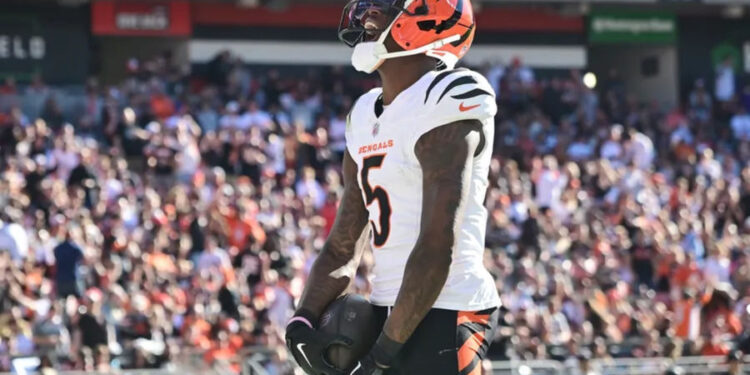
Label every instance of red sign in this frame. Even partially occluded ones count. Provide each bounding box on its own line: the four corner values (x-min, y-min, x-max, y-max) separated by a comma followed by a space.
92, 0, 191, 37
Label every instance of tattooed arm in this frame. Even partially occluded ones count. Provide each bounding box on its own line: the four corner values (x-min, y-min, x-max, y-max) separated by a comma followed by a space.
383, 119, 482, 343
296, 150, 370, 319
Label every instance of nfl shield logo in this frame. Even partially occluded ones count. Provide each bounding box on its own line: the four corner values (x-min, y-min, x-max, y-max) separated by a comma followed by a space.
372, 122, 380, 136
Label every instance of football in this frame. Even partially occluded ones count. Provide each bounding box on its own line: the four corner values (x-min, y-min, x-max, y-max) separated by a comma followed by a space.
318, 294, 381, 370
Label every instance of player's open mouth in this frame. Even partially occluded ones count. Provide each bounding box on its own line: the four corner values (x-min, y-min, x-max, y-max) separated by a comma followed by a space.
363, 15, 387, 41
365, 20, 379, 33
364, 20, 381, 40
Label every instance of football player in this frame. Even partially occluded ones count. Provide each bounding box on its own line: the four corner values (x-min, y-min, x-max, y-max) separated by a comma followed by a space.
286, 0, 500, 374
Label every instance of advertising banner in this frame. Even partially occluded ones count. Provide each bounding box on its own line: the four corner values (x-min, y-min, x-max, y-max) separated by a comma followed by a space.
92, 0, 191, 37
589, 12, 677, 44
0, 15, 45, 78
0, 9, 89, 83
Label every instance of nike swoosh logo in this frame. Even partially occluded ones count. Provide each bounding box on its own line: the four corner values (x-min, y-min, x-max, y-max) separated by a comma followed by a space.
459, 102, 480, 112
296, 343, 312, 368
349, 362, 362, 374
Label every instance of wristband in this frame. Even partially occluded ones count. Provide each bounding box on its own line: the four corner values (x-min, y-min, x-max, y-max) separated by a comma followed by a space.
371, 333, 404, 368
289, 308, 318, 329
288, 316, 313, 329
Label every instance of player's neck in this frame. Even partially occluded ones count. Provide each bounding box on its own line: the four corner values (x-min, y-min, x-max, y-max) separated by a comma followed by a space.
378, 56, 435, 105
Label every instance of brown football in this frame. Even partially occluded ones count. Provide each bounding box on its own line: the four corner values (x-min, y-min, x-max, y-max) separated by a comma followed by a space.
318, 294, 381, 370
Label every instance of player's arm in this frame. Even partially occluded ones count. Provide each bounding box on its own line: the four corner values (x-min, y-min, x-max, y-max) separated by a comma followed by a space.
286, 150, 369, 375
296, 150, 369, 318
352, 120, 482, 373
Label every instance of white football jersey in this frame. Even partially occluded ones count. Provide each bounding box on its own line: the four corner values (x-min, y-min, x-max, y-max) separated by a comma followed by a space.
345, 68, 501, 311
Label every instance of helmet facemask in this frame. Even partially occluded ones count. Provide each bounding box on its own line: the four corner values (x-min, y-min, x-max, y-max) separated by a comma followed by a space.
338, 0, 419, 48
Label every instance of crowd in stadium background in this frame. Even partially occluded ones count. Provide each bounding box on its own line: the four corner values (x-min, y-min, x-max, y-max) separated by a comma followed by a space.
1, 41, 750, 375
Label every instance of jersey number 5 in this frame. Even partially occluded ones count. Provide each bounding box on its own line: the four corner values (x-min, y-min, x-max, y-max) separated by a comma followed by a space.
361, 154, 391, 248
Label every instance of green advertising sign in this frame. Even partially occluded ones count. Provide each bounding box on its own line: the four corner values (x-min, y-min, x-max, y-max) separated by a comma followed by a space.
711, 42, 741, 72
589, 12, 677, 44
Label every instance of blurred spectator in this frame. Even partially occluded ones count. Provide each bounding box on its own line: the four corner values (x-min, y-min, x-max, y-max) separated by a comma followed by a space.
280, 82, 320, 131
689, 79, 713, 124
715, 56, 736, 103
53, 227, 84, 299
567, 132, 595, 161
241, 101, 272, 132
219, 101, 243, 130
197, 237, 231, 273
329, 109, 348, 162
673, 289, 700, 340
0, 77, 17, 95
26, 74, 49, 97
41, 97, 64, 132
704, 245, 731, 284
32, 305, 69, 364
0, 210, 29, 263
72, 294, 110, 362
196, 102, 220, 134
508, 57, 535, 87
79, 79, 102, 136
730, 105, 750, 142
623, 128, 654, 170
296, 166, 325, 209
150, 84, 175, 120
534, 156, 565, 211
600, 125, 624, 165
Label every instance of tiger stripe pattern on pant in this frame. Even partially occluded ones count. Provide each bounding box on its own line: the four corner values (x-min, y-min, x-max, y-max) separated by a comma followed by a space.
456, 308, 494, 375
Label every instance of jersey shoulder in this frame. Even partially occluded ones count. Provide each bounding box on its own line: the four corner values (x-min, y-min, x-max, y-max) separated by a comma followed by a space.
347, 88, 382, 131
421, 68, 497, 125
345, 88, 382, 155
406, 68, 496, 150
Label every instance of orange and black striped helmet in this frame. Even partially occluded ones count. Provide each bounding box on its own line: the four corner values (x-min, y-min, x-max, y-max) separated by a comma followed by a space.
338, 0, 476, 69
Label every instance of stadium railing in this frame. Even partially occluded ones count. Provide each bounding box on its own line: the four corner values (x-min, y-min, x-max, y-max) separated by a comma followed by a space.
0, 87, 88, 125
489, 355, 750, 375
239, 346, 275, 375
0, 347, 221, 375
2, 354, 749, 375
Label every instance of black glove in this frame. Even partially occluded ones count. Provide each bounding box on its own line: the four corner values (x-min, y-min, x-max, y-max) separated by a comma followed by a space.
285, 309, 352, 375
349, 333, 403, 375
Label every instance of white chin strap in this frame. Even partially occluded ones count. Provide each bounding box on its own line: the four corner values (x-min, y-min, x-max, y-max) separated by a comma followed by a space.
350, 12, 462, 73
378, 34, 460, 60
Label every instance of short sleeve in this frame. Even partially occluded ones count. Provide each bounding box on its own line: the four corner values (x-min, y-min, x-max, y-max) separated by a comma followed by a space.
344, 101, 357, 158
410, 69, 497, 148
345, 89, 381, 159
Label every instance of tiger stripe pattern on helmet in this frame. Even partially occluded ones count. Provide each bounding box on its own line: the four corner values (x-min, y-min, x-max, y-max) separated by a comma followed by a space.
392, 0, 476, 68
